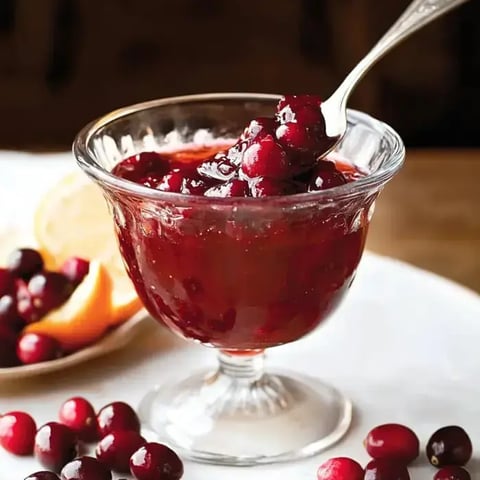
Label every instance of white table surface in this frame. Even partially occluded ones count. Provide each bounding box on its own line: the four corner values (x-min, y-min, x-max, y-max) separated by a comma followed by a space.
1, 151, 480, 480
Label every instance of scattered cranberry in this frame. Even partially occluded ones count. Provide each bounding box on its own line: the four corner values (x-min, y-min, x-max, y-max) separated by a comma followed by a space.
16, 279, 42, 323
24, 472, 61, 480
0, 268, 14, 296
0, 324, 19, 367
204, 179, 249, 197
130, 443, 183, 480
60, 456, 112, 480
59, 397, 98, 443
0, 294, 23, 331
35, 422, 79, 473
434, 466, 471, 480
426, 426, 472, 467
241, 134, 290, 179
28, 271, 74, 314
364, 423, 419, 464
0, 411, 37, 455
17, 333, 62, 365
96, 430, 145, 473
60, 258, 90, 285
317, 457, 364, 480
96, 401, 140, 437
7, 248, 44, 279
364, 459, 410, 480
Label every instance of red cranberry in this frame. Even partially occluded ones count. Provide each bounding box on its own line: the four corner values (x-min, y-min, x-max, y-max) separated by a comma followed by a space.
7, 248, 44, 279
242, 117, 277, 143
251, 177, 299, 197
434, 466, 471, 480
0, 411, 37, 455
241, 134, 290, 179
112, 152, 169, 184
28, 271, 75, 313
35, 422, 79, 473
60, 258, 90, 285
277, 94, 323, 111
16, 279, 43, 323
130, 443, 183, 480
308, 165, 347, 191
59, 397, 98, 443
60, 456, 112, 480
96, 402, 140, 437
197, 156, 237, 181
426, 426, 472, 467
96, 430, 145, 473
17, 333, 62, 364
24, 472, 60, 480
0, 268, 14, 296
317, 457, 364, 480
364, 459, 410, 480
0, 294, 24, 331
204, 179, 249, 197
364, 423, 419, 465
0, 324, 19, 367
156, 171, 184, 193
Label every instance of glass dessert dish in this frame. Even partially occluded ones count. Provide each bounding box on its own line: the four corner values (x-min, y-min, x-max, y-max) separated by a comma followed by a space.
73, 93, 405, 466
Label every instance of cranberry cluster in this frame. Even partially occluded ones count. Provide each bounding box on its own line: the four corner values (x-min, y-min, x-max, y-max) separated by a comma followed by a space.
0, 397, 183, 480
0, 248, 90, 368
113, 95, 353, 198
317, 423, 472, 480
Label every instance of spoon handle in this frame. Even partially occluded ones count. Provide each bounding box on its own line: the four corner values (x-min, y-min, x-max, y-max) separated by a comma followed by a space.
331, 0, 470, 108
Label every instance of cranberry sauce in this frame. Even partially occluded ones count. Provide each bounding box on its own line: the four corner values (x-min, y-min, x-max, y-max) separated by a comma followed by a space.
110, 95, 371, 349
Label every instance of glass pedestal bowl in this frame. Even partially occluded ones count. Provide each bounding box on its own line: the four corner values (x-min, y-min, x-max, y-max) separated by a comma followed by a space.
73, 93, 405, 466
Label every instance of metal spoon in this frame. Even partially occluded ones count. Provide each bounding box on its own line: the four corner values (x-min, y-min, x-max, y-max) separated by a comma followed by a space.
320, 0, 470, 154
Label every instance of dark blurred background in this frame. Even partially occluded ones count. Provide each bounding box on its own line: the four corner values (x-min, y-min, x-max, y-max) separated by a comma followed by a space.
0, 0, 478, 150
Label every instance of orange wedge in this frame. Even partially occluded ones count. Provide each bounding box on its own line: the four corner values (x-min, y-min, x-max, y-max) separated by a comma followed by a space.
24, 261, 112, 351
33, 171, 142, 324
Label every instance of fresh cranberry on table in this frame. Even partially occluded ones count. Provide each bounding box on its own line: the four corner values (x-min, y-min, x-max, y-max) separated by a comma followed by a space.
364, 423, 420, 465
24, 472, 61, 480
60, 456, 112, 480
16, 278, 43, 324
0, 268, 14, 296
60, 258, 90, 285
426, 426, 472, 467
316, 457, 364, 480
7, 248, 44, 280
96, 401, 140, 437
364, 459, 410, 480
0, 411, 37, 455
434, 466, 471, 480
59, 397, 98, 442
17, 333, 62, 365
0, 294, 24, 331
96, 430, 146, 473
28, 271, 75, 314
34, 422, 79, 472
130, 443, 184, 480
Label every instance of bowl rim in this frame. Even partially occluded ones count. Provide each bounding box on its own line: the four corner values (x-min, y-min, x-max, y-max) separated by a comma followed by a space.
73, 92, 405, 206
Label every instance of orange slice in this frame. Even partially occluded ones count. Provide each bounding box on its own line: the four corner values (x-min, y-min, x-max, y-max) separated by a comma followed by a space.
33, 171, 142, 324
24, 261, 112, 351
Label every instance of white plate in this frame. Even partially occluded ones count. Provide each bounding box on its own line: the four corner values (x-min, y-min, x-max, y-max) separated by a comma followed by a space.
0, 252, 479, 480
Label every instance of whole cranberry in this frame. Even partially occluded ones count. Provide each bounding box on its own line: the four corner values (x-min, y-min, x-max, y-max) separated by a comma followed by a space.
0, 324, 19, 367
130, 443, 183, 480
364, 423, 419, 464
96, 430, 145, 472
0, 268, 14, 296
204, 179, 249, 197
96, 402, 140, 437
60, 456, 112, 480
0, 294, 24, 331
242, 117, 277, 143
251, 177, 299, 197
7, 248, 44, 279
24, 472, 61, 480
17, 333, 62, 365
308, 165, 347, 191
156, 171, 185, 193
28, 272, 75, 313
59, 397, 98, 442
16, 278, 43, 323
426, 426, 472, 467
0, 411, 37, 455
317, 457, 364, 480
434, 466, 471, 480
35, 422, 79, 472
364, 459, 410, 480
241, 134, 290, 179
60, 258, 90, 285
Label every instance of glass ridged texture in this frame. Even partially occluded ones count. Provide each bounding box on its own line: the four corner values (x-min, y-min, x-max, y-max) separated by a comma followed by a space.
74, 93, 405, 466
